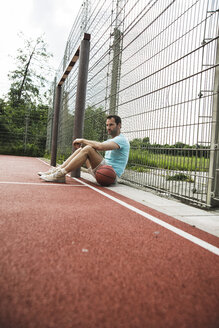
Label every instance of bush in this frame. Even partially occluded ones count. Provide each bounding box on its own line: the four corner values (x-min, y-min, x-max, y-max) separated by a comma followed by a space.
0, 143, 43, 157
166, 173, 194, 182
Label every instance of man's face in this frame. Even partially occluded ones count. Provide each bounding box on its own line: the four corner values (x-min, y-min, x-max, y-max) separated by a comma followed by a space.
106, 118, 120, 137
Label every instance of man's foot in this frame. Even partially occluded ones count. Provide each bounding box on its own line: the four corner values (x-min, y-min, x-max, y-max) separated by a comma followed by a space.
38, 166, 59, 176
41, 168, 66, 183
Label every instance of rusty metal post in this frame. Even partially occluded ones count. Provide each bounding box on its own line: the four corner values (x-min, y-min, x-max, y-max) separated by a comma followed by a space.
71, 34, 91, 178
50, 85, 62, 167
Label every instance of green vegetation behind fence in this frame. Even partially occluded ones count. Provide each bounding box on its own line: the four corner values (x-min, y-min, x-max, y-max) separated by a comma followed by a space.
128, 149, 209, 172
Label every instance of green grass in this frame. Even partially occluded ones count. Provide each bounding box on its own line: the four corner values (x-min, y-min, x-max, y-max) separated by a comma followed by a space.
128, 149, 209, 172
126, 165, 150, 173
44, 148, 209, 174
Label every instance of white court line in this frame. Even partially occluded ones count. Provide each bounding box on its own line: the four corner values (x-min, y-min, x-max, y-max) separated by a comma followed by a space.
0, 181, 87, 187
74, 178, 219, 256
0, 158, 85, 187
37, 158, 50, 166
36, 158, 219, 255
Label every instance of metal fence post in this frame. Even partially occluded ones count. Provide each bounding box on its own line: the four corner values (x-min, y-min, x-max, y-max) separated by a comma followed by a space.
46, 76, 57, 153
71, 34, 91, 178
207, 28, 219, 206
50, 85, 62, 167
109, 27, 122, 115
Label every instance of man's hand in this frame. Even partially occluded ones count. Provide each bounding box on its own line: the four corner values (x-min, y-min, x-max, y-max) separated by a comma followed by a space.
73, 138, 83, 149
73, 138, 119, 151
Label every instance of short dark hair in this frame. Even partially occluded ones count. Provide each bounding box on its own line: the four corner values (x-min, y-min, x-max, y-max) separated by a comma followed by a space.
106, 115, 121, 125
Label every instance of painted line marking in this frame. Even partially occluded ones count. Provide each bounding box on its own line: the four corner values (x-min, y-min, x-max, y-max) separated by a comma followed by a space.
37, 158, 50, 165
36, 158, 219, 255
74, 178, 219, 256
0, 181, 87, 187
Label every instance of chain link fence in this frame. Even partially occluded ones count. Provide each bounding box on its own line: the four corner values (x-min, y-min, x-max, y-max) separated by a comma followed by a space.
46, 0, 219, 207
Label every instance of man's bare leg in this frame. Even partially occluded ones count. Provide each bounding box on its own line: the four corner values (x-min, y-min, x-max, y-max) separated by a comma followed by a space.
38, 147, 83, 176
41, 146, 103, 182
64, 146, 103, 173
60, 147, 83, 169
86, 159, 90, 167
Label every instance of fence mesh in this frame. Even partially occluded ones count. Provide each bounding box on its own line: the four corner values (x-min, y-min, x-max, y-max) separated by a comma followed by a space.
46, 0, 219, 207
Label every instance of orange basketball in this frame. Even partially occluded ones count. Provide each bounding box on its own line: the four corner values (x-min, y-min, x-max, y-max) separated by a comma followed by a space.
95, 165, 116, 186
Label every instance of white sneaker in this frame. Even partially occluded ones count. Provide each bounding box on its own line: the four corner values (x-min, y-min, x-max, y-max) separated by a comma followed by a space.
38, 166, 59, 176
41, 168, 66, 183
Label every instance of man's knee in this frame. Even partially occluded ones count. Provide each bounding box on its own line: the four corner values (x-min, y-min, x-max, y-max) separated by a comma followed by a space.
81, 145, 95, 155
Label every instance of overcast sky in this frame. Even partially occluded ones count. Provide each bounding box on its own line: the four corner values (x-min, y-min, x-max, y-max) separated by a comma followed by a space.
0, 0, 83, 98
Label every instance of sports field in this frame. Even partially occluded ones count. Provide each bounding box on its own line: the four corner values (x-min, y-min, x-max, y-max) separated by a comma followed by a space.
0, 155, 219, 328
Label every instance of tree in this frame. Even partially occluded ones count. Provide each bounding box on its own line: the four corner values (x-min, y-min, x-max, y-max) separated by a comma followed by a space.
8, 32, 53, 106
83, 106, 108, 141
0, 34, 53, 156
130, 138, 143, 149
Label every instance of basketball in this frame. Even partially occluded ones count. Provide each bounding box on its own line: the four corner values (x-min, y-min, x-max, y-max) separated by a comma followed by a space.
95, 165, 116, 186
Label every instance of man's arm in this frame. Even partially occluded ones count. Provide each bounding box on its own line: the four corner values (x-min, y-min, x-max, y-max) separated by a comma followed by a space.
73, 138, 119, 151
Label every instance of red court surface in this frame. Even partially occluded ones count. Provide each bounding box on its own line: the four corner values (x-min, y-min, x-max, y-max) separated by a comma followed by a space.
0, 155, 219, 328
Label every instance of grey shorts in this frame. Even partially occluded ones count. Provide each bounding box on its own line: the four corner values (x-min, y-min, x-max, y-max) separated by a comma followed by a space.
88, 159, 107, 177
88, 159, 117, 183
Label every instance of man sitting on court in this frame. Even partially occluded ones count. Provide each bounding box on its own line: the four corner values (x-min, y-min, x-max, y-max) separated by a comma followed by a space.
39, 115, 130, 184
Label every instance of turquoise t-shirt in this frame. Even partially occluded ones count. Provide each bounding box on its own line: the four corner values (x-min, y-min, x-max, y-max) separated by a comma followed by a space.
104, 134, 130, 177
